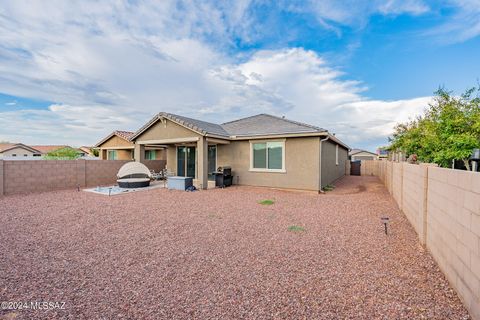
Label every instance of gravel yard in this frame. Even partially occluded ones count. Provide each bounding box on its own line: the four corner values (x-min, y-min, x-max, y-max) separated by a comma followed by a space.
0, 176, 470, 319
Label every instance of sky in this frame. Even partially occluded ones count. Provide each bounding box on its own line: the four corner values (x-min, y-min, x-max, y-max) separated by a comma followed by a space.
0, 0, 479, 151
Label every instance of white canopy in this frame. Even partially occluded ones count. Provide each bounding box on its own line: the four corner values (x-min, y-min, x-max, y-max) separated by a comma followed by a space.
117, 162, 152, 179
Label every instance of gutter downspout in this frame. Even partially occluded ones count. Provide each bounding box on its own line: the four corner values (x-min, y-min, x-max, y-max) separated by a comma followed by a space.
319, 135, 330, 194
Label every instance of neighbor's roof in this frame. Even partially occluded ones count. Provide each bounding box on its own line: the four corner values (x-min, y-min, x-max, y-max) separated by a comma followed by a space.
0, 143, 42, 154
221, 114, 325, 136
349, 149, 377, 156
30, 145, 70, 154
94, 130, 135, 147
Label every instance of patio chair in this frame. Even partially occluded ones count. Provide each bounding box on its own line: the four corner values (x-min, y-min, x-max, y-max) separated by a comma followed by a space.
116, 162, 152, 188
150, 169, 162, 180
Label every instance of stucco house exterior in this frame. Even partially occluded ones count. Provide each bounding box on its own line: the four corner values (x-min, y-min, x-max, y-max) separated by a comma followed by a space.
349, 149, 378, 161
0, 143, 42, 158
129, 113, 349, 191
95, 130, 165, 161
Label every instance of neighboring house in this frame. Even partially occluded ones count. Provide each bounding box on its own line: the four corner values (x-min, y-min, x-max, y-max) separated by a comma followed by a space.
77, 146, 96, 157
0, 143, 42, 158
377, 147, 389, 159
129, 113, 349, 191
31, 145, 71, 155
94, 131, 166, 161
94, 131, 135, 160
349, 149, 378, 161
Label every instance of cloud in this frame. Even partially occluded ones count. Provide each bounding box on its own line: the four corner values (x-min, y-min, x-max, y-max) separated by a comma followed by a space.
0, 1, 434, 150
304, 0, 429, 30
423, 0, 480, 43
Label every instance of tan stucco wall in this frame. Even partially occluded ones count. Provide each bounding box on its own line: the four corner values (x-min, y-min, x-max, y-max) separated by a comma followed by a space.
116, 149, 133, 160
216, 137, 321, 191
135, 119, 201, 141
0, 147, 37, 157
321, 140, 348, 187
99, 135, 133, 148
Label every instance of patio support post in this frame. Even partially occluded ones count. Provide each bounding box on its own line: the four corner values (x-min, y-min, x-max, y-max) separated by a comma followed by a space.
197, 137, 208, 189
0, 160, 4, 196
134, 144, 145, 162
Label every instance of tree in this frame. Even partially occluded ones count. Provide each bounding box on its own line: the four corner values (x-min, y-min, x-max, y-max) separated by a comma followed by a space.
90, 147, 99, 157
44, 147, 81, 160
389, 87, 480, 169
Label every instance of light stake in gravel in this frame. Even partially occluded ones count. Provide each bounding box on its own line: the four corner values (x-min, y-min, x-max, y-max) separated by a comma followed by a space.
381, 217, 390, 235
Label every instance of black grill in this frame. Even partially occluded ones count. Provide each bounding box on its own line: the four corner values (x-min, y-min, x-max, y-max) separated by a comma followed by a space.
214, 166, 232, 188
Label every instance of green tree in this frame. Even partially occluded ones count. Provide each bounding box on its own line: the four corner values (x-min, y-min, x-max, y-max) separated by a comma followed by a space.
90, 147, 99, 157
389, 87, 480, 169
44, 147, 81, 160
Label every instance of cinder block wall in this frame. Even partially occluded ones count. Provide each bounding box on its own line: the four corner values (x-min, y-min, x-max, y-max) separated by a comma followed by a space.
85, 160, 130, 187
402, 164, 428, 245
361, 160, 480, 319
0, 159, 166, 195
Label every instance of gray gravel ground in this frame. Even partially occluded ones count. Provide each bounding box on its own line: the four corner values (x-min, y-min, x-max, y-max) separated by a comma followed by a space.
0, 176, 470, 319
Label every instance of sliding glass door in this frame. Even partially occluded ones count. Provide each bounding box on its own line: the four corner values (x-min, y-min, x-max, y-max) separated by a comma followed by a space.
207, 145, 217, 181
177, 146, 196, 178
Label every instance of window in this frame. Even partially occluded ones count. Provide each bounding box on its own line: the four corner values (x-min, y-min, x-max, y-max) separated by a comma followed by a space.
107, 150, 117, 160
12, 154, 16, 157
250, 141, 285, 172
335, 145, 339, 165
24, 154, 28, 157
33, 154, 41, 157
145, 150, 156, 160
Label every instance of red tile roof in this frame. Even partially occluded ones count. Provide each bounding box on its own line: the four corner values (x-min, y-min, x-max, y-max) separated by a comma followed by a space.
30, 145, 70, 154
0, 143, 15, 152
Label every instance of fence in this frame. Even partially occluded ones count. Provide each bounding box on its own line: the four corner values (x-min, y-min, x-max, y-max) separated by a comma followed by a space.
0, 159, 166, 196
361, 160, 480, 319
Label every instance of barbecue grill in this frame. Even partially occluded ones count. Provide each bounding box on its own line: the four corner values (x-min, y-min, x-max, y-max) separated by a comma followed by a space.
214, 166, 233, 188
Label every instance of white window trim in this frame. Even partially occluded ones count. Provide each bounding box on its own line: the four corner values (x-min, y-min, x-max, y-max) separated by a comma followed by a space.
249, 139, 286, 173
335, 144, 339, 166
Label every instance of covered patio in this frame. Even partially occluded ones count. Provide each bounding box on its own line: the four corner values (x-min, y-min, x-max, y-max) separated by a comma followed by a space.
134, 136, 230, 189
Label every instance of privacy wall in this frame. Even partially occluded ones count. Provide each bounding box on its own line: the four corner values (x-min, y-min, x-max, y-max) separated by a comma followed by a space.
0, 159, 166, 196
362, 160, 480, 319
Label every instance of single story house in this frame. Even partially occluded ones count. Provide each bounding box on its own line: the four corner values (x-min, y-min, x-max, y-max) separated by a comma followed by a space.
94, 130, 165, 160
0, 143, 42, 158
129, 113, 349, 191
31, 145, 71, 155
349, 149, 378, 161
77, 146, 96, 157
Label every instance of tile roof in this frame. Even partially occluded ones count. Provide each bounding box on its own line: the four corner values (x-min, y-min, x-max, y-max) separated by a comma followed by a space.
0, 143, 44, 154
0, 143, 15, 152
30, 145, 70, 154
94, 131, 135, 147
221, 114, 325, 136
164, 113, 230, 137
114, 131, 135, 141
131, 112, 327, 140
